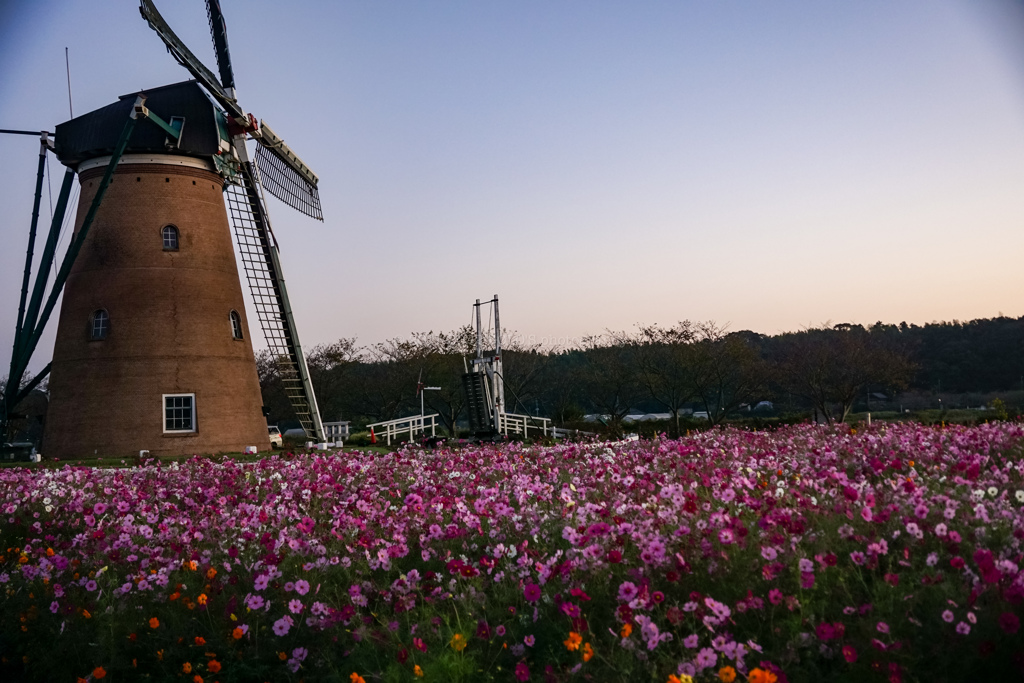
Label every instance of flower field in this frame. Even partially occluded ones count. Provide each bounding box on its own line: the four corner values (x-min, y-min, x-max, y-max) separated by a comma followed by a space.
2, 423, 1023, 682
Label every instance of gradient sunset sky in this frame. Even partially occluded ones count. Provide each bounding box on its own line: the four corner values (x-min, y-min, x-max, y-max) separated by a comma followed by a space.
3, 0, 1024, 370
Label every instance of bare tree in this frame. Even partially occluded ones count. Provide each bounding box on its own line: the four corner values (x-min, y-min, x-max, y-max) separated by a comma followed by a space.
630, 321, 696, 437
573, 334, 644, 436
774, 324, 914, 422
690, 322, 767, 425
305, 338, 361, 420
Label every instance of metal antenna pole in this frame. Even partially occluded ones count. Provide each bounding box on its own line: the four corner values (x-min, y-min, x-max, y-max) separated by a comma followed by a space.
475, 299, 483, 359
65, 47, 73, 118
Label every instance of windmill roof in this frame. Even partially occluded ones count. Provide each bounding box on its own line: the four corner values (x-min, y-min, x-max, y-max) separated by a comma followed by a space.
55, 80, 223, 166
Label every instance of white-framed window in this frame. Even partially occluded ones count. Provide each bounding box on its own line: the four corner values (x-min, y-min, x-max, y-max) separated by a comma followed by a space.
163, 393, 196, 433
90, 309, 110, 340
162, 225, 179, 250
230, 310, 243, 340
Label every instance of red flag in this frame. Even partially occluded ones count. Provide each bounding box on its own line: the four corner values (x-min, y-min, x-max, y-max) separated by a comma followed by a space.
370, 427, 377, 444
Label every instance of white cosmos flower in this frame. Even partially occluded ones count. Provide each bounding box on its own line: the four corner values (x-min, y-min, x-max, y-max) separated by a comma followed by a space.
1015, 490, 1024, 503
972, 490, 986, 501
987, 487, 999, 498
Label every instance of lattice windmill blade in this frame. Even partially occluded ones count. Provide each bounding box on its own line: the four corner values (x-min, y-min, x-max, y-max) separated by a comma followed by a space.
139, 0, 242, 119
252, 121, 323, 220
226, 161, 324, 440
205, 0, 236, 92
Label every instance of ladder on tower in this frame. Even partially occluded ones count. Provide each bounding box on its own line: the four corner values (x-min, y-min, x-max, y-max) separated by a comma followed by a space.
225, 178, 323, 440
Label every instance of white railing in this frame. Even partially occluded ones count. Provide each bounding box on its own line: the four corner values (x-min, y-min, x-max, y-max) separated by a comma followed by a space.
366, 414, 438, 446
498, 412, 551, 437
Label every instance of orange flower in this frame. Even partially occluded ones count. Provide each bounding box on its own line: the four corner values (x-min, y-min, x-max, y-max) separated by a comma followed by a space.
414, 665, 424, 677
206, 568, 217, 580
231, 627, 244, 640
620, 623, 633, 638
197, 594, 208, 606
194, 636, 207, 646
170, 591, 180, 601
183, 662, 193, 673
748, 668, 777, 683
563, 631, 583, 651
449, 633, 468, 652
93, 666, 107, 679
350, 674, 366, 683
129, 633, 137, 641
279, 652, 287, 661
193, 676, 203, 683
718, 666, 736, 683
149, 617, 160, 629
208, 660, 222, 673
46, 548, 54, 557
156, 650, 164, 661
582, 642, 594, 662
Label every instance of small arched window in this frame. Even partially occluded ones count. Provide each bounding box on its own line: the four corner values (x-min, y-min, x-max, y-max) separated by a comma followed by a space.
230, 310, 243, 340
90, 310, 109, 340
162, 225, 179, 251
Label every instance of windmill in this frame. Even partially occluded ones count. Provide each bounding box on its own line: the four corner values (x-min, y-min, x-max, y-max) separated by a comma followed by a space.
1, 0, 328, 457
136, 0, 326, 442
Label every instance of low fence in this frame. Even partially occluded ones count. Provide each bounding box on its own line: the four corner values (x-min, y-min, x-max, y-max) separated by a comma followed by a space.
365, 414, 439, 446
497, 412, 551, 438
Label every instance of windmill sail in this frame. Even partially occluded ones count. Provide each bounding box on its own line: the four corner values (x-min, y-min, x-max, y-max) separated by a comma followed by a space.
227, 163, 324, 440
253, 122, 323, 221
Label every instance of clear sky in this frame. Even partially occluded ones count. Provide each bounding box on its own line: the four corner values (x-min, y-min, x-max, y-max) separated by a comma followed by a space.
3, 0, 1024, 372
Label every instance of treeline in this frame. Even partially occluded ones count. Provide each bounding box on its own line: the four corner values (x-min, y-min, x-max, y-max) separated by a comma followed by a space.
261, 316, 1024, 436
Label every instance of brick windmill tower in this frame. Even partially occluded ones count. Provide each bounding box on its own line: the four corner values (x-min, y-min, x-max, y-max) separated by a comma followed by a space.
35, 0, 326, 458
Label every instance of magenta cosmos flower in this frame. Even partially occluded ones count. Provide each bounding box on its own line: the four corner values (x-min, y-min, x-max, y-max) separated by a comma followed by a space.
523, 584, 541, 602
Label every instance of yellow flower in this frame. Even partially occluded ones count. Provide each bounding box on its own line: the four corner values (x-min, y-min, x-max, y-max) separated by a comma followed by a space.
564, 631, 583, 651
718, 665, 736, 683
582, 642, 594, 662
414, 665, 424, 677
450, 633, 468, 652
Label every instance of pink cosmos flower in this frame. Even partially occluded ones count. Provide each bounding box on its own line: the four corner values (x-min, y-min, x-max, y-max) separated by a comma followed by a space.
523, 584, 541, 602
273, 615, 293, 636
942, 610, 954, 623
288, 599, 303, 614
294, 579, 310, 595
695, 647, 717, 669
524, 635, 535, 647
876, 621, 889, 634
617, 581, 638, 601
515, 662, 530, 682
956, 621, 971, 635
842, 645, 857, 663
